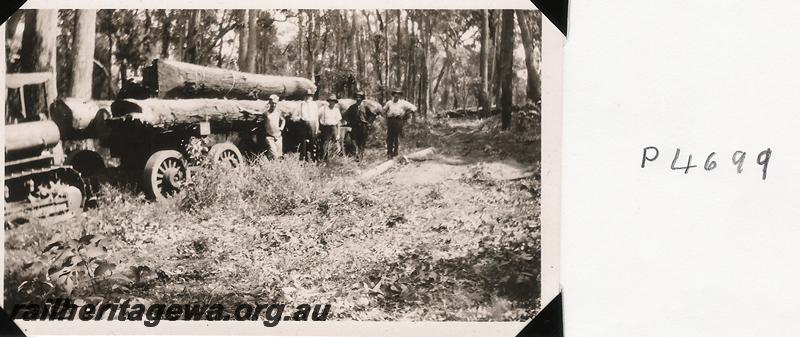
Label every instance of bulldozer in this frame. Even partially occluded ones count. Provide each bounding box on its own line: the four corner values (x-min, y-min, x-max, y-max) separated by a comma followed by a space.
4, 72, 87, 226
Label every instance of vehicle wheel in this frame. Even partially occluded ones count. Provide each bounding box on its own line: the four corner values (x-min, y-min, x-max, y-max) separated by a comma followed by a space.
208, 142, 243, 168
65, 150, 105, 178
143, 150, 189, 201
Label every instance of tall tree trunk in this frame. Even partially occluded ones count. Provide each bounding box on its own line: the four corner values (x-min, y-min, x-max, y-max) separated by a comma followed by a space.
349, 11, 358, 71
432, 58, 449, 95
307, 10, 321, 86
498, 10, 515, 130
237, 9, 249, 70
421, 14, 432, 118
491, 10, 502, 105
394, 9, 404, 89
478, 9, 491, 115
244, 9, 259, 73
160, 10, 172, 59
174, 13, 186, 61
373, 10, 386, 101
402, 16, 410, 98
516, 10, 541, 103
451, 68, 459, 109
184, 10, 201, 64
384, 10, 391, 91
120, 61, 128, 87
217, 34, 225, 67
19, 9, 58, 118
297, 12, 304, 76
334, 12, 342, 70
143, 10, 154, 62
68, 9, 96, 100
440, 64, 451, 109
403, 14, 415, 99
92, 31, 114, 99
356, 11, 367, 89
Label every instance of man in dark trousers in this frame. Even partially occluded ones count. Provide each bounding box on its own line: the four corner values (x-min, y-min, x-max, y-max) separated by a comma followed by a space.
318, 94, 343, 161
382, 89, 417, 158
344, 91, 375, 160
298, 88, 320, 161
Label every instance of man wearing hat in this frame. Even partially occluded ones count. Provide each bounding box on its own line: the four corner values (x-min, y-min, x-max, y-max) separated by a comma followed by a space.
318, 94, 343, 160
382, 88, 417, 158
344, 90, 376, 160
298, 88, 320, 161
263, 94, 286, 159
239, 94, 285, 159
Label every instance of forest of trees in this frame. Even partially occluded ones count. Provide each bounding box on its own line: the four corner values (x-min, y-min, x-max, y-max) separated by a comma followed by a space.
5, 9, 540, 127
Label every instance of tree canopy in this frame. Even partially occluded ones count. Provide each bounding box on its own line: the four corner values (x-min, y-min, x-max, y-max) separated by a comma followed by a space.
5, 9, 541, 118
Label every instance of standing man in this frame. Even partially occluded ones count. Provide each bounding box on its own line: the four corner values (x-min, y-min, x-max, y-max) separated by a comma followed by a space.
263, 94, 285, 160
382, 88, 417, 158
239, 94, 285, 159
344, 91, 375, 160
298, 88, 320, 161
319, 94, 343, 161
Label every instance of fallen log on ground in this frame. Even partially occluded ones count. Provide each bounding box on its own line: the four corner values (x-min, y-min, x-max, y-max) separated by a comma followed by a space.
50, 98, 112, 138
403, 147, 436, 161
358, 147, 436, 180
441, 102, 540, 118
141, 59, 317, 100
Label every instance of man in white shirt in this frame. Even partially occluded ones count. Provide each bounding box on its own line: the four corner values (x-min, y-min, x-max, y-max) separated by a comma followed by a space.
298, 89, 320, 161
382, 88, 417, 158
264, 95, 285, 159
238, 94, 285, 159
318, 94, 342, 160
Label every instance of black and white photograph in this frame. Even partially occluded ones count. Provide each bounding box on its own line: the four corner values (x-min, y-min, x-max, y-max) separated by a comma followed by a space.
2, 5, 547, 332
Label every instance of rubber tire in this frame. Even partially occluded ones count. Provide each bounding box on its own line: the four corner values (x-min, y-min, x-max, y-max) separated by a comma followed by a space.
142, 150, 188, 201
208, 142, 243, 168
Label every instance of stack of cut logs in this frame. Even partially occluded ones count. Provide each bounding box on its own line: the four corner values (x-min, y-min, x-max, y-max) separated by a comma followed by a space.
50, 59, 384, 138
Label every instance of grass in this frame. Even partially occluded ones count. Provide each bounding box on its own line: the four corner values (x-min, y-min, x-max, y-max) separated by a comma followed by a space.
5, 112, 541, 321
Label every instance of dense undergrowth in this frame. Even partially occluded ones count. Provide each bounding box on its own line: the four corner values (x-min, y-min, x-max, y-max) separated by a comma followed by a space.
5, 113, 541, 320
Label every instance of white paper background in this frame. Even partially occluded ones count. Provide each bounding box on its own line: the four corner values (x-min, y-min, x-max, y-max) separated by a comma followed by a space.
564, 0, 800, 336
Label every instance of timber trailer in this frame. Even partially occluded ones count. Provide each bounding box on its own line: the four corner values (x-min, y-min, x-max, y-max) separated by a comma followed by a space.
100, 101, 253, 201
94, 60, 381, 201
97, 59, 320, 201
4, 73, 87, 226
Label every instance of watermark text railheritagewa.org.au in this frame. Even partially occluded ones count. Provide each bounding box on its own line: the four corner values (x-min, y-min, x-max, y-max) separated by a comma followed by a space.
8, 298, 331, 327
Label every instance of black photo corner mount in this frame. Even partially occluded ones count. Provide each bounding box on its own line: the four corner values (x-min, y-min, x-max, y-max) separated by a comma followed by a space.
0, 0, 26, 26
516, 292, 563, 337
531, 0, 568, 36
0, 3, 27, 336
0, 307, 27, 337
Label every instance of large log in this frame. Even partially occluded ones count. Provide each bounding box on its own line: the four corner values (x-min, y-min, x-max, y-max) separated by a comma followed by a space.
273, 98, 384, 121
335, 98, 384, 118
50, 98, 112, 138
108, 98, 386, 129
142, 59, 317, 100
5, 121, 61, 157
109, 98, 271, 127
